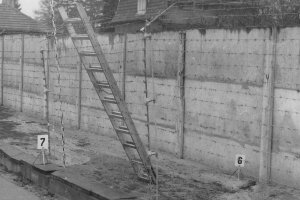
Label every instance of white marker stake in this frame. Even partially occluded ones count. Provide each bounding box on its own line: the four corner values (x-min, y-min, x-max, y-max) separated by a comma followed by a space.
235, 154, 246, 180
37, 135, 49, 150
38, 135, 48, 165
42, 149, 45, 165
235, 154, 246, 167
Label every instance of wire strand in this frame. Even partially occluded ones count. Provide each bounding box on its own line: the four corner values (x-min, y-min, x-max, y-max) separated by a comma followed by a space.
50, 0, 66, 168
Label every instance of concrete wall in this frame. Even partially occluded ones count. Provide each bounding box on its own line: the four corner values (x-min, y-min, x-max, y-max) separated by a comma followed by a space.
184, 29, 267, 179
271, 28, 300, 188
1, 28, 300, 188
1, 34, 46, 117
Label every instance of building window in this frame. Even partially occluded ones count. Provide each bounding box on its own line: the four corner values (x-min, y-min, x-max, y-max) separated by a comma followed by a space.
137, 0, 146, 15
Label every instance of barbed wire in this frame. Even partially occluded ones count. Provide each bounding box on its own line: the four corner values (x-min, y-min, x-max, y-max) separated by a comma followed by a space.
50, 0, 66, 167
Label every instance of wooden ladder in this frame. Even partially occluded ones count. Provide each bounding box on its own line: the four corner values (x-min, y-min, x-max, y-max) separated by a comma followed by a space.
57, 3, 156, 183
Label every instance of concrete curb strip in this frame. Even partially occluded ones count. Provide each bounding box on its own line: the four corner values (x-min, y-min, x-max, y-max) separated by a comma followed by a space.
0, 144, 138, 200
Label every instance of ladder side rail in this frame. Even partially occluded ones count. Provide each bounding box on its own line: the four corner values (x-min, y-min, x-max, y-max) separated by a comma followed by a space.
58, 7, 77, 36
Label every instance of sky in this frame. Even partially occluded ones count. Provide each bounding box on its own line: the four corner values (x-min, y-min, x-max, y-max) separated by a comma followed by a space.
19, 0, 41, 18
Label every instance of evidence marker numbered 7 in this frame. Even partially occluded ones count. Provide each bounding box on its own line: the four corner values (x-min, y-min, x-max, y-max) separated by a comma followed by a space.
37, 135, 49, 150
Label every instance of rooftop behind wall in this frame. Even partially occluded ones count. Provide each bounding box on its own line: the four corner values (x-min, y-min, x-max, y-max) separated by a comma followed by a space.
111, 0, 300, 32
0, 1, 50, 35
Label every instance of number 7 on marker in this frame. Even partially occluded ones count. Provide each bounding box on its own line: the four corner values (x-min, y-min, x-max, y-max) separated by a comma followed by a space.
37, 135, 49, 150
40, 138, 45, 146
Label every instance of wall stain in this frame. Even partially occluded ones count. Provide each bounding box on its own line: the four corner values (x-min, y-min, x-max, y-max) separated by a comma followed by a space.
227, 100, 237, 117
163, 49, 177, 78
198, 29, 206, 35
241, 82, 249, 90
242, 124, 250, 139
185, 109, 260, 148
273, 112, 300, 154
185, 127, 259, 148
108, 33, 115, 49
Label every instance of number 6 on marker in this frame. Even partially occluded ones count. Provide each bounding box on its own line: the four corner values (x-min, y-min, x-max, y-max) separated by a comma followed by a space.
37, 135, 49, 150
235, 154, 245, 167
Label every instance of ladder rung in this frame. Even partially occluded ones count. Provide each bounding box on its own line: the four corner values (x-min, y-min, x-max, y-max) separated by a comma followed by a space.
64, 17, 82, 23
123, 141, 136, 149
119, 125, 128, 130
112, 111, 121, 115
131, 159, 143, 165
86, 67, 103, 72
115, 127, 130, 134
103, 96, 117, 104
97, 82, 110, 88
72, 34, 89, 40
138, 173, 150, 182
79, 51, 97, 56
109, 111, 123, 119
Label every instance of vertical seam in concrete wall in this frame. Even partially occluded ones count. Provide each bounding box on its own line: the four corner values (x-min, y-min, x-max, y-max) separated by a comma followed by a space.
46, 39, 51, 155
46, 39, 50, 123
41, 48, 47, 119
122, 34, 127, 101
259, 27, 278, 184
77, 57, 82, 129
1, 35, 4, 106
20, 34, 24, 112
176, 31, 186, 159
144, 34, 150, 149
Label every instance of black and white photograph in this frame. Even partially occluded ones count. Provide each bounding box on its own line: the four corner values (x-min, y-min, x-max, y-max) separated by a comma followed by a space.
0, 0, 299, 199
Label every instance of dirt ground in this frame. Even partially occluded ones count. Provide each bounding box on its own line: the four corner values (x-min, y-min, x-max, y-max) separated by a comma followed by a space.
0, 106, 300, 200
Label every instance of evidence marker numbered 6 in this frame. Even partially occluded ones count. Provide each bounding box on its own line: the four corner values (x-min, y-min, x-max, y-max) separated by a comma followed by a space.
235, 154, 246, 168
37, 135, 49, 150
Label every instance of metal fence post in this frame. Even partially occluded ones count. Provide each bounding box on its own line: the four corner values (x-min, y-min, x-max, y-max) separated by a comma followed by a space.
20, 34, 24, 112
259, 26, 278, 185
1, 35, 4, 106
122, 34, 127, 101
176, 31, 186, 159
77, 57, 82, 129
